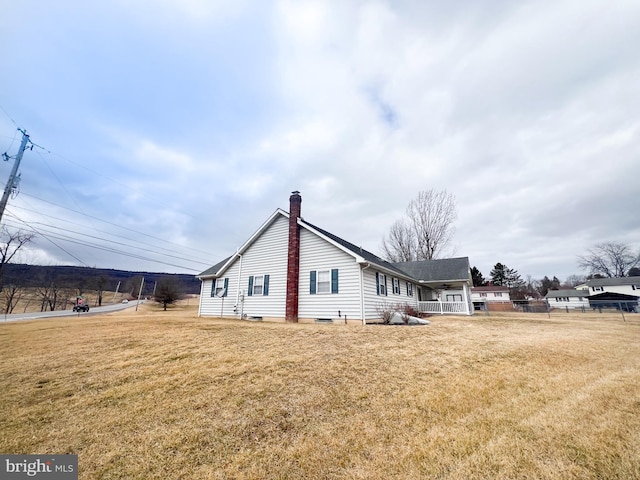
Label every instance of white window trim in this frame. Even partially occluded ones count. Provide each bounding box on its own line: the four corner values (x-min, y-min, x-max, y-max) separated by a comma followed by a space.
253, 275, 264, 296
215, 278, 227, 296
317, 270, 331, 294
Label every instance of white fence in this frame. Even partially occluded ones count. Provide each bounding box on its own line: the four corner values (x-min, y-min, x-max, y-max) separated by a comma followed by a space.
418, 301, 470, 315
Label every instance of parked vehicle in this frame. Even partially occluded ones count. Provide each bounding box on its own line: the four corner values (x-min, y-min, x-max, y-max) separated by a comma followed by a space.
73, 296, 90, 313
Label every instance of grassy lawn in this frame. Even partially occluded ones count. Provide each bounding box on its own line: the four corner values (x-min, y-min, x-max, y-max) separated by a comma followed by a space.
1, 305, 639, 479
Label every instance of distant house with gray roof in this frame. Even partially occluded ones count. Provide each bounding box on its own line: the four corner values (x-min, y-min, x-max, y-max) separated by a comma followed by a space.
585, 276, 640, 296
545, 289, 590, 310
196, 192, 473, 323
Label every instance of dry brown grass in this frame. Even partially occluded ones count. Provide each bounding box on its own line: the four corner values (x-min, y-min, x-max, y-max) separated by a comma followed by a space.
1, 306, 639, 479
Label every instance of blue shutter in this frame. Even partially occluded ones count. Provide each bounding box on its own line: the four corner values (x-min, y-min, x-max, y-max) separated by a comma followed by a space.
248, 276, 254, 296
310, 271, 317, 294
264, 275, 270, 296
211, 279, 216, 297
331, 269, 339, 294
223, 278, 229, 297
376, 272, 380, 296
384, 275, 388, 296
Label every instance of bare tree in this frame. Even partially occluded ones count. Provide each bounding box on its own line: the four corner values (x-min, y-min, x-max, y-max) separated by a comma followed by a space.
563, 274, 587, 288
382, 189, 457, 262
3, 284, 25, 314
0, 226, 35, 286
381, 219, 415, 262
578, 242, 640, 278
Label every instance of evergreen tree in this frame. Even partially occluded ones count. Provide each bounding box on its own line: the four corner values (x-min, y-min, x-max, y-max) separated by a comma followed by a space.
470, 266, 486, 287
490, 263, 507, 286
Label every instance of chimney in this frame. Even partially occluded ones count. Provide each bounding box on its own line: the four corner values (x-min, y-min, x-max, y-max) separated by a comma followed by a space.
285, 191, 302, 322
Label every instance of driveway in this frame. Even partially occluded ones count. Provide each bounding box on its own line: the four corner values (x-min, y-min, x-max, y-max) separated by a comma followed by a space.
1, 301, 147, 323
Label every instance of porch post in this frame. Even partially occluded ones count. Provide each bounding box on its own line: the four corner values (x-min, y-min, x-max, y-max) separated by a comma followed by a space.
462, 283, 471, 315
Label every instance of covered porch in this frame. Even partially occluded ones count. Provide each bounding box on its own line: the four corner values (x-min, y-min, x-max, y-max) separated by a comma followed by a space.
416, 281, 473, 316
392, 257, 474, 316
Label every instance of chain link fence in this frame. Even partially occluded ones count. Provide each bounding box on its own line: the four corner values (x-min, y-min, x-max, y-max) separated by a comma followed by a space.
475, 300, 639, 321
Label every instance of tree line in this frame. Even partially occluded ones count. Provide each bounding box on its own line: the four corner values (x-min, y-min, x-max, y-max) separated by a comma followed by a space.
471, 241, 640, 299
0, 226, 199, 314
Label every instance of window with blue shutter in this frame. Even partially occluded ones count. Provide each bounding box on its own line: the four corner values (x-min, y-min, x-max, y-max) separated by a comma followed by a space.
247, 275, 269, 296
212, 278, 229, 297
376, 273, 387, 296
310, 269, 339, 294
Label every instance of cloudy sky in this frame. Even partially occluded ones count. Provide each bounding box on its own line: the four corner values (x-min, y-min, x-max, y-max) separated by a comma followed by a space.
1, 0, 638, 281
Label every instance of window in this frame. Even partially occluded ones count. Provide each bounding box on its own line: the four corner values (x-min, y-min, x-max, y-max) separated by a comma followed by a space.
494, 292, 503, 297
247, 275, 270, 296
406, 282, 413, 297
392, 278, 401, 295
480, 292, 488, 297
376, 273, 387, 296
253, 275, 264, 295
555, 297, 569, 302
446, 294, 463, 302
212, 278, 228, 297
317, 270, 330, 293
592, 286, 603, 292
633, 285, 639, 290
310, 269, 339, 294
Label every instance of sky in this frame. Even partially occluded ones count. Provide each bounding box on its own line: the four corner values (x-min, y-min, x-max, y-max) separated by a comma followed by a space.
0, 0, 639, 282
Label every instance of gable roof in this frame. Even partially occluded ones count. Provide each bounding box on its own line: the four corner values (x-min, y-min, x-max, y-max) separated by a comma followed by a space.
299, 219, 411, 278
392, 257, 471, 283
586, 276, 640, 287
197, 257, 231, 279
196, 209, 288, 279
544, 289, 589, 298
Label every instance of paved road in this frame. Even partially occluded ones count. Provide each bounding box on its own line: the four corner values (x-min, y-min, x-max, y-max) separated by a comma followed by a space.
1, 300, 147, 323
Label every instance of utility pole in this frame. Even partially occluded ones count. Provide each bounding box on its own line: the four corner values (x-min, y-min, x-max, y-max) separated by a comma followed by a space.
0, 129, 30, 225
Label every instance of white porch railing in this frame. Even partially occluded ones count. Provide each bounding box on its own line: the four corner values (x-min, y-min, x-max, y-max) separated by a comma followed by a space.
418, 301, 469, 315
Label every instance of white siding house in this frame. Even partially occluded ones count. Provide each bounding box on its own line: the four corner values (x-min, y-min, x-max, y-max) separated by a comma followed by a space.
545, 289, 590, 310
585, 276, 640, 296
197, 192, 473, 323
470, 286, 511, 303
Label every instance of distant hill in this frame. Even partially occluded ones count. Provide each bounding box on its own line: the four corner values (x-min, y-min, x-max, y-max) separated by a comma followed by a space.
2, 264, 200, 296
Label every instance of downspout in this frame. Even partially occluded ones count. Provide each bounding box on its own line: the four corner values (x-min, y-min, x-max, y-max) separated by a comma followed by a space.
360, 263, 371, 325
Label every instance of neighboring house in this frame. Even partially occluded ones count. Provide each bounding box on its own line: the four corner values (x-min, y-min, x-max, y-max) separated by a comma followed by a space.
197, 192, 473, 324
545, 289, 590, 310
584, 277, 640, 312
585, 276, 640, 296
470, 286, 511, 303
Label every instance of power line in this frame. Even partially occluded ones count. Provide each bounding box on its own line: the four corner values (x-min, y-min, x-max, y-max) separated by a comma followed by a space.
21, 191, 213, 257
5, 213, 202, 272
9, 202, 213, 265
6, 212, 89, 267
9, 214, 211, 267
0, 104, 19, 127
